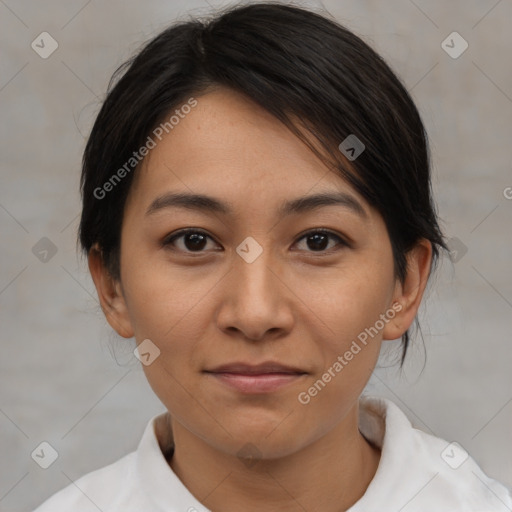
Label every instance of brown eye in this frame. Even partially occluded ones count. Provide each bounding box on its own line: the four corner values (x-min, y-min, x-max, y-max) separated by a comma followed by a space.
294, 230, 347, 253
163, 229, 218, 253
306, 233, 330, 251
181, 232, 208, 251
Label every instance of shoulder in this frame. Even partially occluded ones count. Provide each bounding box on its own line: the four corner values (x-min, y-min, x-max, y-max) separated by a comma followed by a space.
32, 452, 141, 511
410, 424, 512, 510
356, 396, 512, 511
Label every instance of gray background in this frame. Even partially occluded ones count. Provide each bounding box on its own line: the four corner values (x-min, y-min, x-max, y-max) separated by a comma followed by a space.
1, 0, 511, 510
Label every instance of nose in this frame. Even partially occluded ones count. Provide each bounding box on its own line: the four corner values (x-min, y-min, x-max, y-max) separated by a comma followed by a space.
215, 246, 295, 342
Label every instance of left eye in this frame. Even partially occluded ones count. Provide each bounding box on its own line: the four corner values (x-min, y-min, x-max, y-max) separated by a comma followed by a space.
294, 230, 347, 252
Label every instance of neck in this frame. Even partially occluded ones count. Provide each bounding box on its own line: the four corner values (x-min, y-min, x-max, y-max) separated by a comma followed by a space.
162, 404, 380, 512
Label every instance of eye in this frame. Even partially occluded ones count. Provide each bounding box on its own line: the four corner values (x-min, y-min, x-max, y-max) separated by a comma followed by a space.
293, 230, 348, 253
162, 229, 220, 253
162, 228, 348, 255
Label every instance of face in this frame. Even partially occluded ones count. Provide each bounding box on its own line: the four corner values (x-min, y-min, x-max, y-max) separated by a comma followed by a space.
92, 87, 428, 460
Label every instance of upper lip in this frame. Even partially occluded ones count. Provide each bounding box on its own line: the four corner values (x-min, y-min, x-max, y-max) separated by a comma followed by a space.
205, 362, 307, 375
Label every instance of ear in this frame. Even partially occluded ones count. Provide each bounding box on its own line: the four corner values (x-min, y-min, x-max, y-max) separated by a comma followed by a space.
383, 239, 432, 341
88, 244, 134, 339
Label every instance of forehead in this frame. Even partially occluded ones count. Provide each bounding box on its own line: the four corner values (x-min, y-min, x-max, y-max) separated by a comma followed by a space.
127, 88, 366, 215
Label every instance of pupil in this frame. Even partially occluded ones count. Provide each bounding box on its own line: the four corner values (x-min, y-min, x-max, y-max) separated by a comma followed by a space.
185, 233, 207, 251
308, 233, 328, 251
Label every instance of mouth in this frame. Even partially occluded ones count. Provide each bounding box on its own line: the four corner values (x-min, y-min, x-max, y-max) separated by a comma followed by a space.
203, 361, 308, 394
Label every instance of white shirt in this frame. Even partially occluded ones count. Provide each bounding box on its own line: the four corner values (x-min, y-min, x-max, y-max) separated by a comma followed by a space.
33, 396, 512, 511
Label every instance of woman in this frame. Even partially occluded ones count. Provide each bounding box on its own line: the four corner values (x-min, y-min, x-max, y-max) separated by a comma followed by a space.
34, 3, 512, 511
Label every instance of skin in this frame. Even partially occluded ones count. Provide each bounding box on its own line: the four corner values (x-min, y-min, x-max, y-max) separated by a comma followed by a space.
89, 87, 432, 512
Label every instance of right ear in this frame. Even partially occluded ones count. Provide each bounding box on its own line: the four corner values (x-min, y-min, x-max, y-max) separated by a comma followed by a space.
88, 244, 134, 339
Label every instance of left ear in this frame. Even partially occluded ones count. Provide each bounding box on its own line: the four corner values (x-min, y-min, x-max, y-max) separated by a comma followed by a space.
383, 239, 432, 341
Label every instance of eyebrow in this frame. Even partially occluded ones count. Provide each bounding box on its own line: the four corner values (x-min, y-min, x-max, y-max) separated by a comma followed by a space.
145, 191, 367, 219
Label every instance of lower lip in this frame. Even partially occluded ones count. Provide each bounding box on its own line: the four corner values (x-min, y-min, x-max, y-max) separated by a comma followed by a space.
206, 372, 305, 393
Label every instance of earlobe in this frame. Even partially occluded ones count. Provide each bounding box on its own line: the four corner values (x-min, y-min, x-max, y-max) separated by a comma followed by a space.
382, 239, 432, 341
88, 244, 134, 339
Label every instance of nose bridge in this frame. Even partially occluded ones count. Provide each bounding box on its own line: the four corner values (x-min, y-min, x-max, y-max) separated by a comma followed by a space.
232, 238, 278, 304
216, 237, 293, 339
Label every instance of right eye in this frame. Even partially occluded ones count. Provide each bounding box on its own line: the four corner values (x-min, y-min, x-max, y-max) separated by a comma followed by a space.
162, 229, 221, 254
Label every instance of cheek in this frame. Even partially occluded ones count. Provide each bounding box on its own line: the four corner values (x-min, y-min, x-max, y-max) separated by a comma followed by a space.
121, 248, 216, 340
294, 272, 388, 424
123, 267, 211, 422
120, 254, 222, 402
295, 258, 393, 410
304, 261, 394, 351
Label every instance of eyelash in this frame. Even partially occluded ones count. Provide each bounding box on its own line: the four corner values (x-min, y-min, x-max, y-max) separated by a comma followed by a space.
162, 228, 349, 256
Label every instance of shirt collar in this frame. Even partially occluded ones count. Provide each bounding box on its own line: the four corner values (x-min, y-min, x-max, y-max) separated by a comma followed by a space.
136, 410, 210, 511
134, 395, 467, 512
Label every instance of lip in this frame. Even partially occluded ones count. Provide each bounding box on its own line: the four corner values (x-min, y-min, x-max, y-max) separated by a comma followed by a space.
204, 361, 307, 394
206, 361, 306, 374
